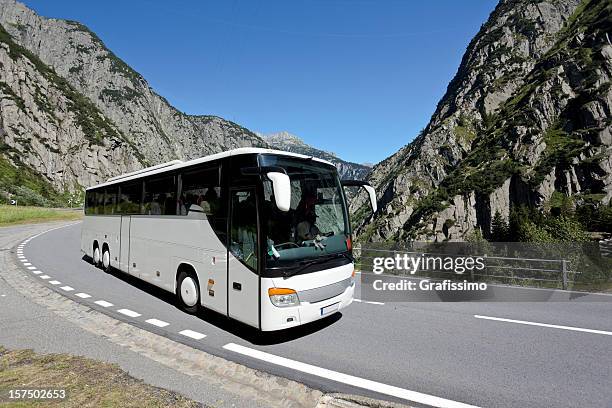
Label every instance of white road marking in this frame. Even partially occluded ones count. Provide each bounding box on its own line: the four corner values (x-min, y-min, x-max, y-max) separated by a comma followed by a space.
60, 286, 74, 292
353, 299, 385, 305
23, 262, 31, 266
94, 300, 114, 308
223, 343, 479, 408
32, 271, 42, 275
20, 259, 28, 263
474, 315, 612, 336
146, 318, 170, 328
179, 329, 206, 340
75, 293, 91, 299
39, 275, 50, 279
117, 309, 141, 318
27, 266, 36, 270
49, 280, 61, 285
17, 256, 24, 259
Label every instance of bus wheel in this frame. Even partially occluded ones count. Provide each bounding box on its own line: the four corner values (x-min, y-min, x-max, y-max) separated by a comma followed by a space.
93, 245, 101, 266
177, 270, 200, 314
102, 246, 111, 273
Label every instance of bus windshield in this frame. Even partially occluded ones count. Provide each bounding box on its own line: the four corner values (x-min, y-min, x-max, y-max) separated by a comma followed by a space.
259, 155, 350, 270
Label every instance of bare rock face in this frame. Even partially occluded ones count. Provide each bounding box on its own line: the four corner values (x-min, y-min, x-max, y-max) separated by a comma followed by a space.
0, 0, 267, 199
357, 0, 612, 242
260, 131, 371, 180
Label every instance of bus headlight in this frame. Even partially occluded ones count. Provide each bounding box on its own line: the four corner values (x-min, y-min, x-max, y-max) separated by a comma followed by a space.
268, 288, 300, 307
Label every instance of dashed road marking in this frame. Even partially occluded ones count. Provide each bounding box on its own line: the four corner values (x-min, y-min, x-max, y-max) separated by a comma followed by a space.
474, 315, 612, 336
39, 275, 50, 279
27, 266, 36, 270
117, 309, 141, 318
75, 293, 91, 299
32, 271, 42, 275
23, 262, 31, 266
60, 286, 74, 291
94, 300, 114, 308
223, 343, 479, 408
179, 329, 206, 340
49, 280, 61, 285
146, 318, 170, 328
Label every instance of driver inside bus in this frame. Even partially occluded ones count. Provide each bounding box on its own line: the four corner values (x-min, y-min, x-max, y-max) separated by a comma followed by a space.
296, 194, 320, 242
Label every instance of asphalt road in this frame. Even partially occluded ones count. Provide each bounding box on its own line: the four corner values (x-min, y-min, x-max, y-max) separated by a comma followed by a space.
17, 223, 612, 408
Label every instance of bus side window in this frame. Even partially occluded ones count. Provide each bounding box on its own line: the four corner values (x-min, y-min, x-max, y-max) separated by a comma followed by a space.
95, 190, 104, 215
119, 181, 143, 214
104, 187, 117, 215
179, 167, 220, 216
143, 175, 176, 216
230, 189, 258, 272
85, 191, 95, 215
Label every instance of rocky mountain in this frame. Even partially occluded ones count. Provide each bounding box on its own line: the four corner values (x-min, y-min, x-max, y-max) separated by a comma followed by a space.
357, 0, 612, 242
0, 0, 267, 204
259, 131, 371, 180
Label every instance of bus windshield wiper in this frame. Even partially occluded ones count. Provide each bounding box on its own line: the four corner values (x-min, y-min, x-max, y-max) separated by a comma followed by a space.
284, 256, 333, 278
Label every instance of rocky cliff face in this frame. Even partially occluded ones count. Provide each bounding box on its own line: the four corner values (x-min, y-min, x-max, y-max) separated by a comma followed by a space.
0, 0, 267, 203
358, 0, 612, 242
260, 131, 371, 180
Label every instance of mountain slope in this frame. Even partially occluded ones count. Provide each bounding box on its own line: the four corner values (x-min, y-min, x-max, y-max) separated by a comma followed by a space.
0, 0, 267, 203
260, 131, 371, 179
358, 0, 611, 242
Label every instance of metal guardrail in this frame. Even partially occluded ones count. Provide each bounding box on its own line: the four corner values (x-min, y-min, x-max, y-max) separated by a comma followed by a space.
354, 246, 581, 290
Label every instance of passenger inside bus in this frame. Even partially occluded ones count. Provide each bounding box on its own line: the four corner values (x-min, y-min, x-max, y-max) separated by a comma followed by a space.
296, 194, 320, 242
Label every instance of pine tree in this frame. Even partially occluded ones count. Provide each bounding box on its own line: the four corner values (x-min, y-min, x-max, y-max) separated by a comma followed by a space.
491, 210, 509, 242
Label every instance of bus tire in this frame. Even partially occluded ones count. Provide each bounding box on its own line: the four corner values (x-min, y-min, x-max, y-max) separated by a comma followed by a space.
93, 243, 101, 266
101, 245, 111, 273
177, 269, 200, 314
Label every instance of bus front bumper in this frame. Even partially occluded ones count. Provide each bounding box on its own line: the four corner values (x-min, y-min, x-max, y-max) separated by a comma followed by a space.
261, 281, 355, 331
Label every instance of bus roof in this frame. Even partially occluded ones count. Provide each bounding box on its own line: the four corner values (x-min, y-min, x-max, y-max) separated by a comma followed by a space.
87, 147, 335, 190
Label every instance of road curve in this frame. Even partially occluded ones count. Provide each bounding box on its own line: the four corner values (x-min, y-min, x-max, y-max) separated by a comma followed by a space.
16, 222, 612, 408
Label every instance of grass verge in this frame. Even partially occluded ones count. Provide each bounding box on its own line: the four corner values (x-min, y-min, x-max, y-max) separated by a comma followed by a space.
0, 346, 202, 407
0, 205, 82, 226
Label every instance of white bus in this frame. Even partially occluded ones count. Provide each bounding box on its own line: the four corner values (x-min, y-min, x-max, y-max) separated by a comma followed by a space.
81, 148, 376, 331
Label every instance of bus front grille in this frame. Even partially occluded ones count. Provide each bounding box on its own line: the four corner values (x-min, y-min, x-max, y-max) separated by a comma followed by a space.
298, 277, 352, 304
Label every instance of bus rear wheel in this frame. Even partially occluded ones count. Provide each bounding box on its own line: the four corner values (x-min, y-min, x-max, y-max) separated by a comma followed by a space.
101, 247, 111, 273
177, 270, 200, 314
93, 245, 101, 266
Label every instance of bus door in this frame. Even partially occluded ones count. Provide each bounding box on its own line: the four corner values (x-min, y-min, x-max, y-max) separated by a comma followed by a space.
227, 187, 260, 328
119, 215, 131, 273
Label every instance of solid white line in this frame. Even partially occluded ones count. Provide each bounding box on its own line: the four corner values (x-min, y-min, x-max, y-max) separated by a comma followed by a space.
146, 318, 170, 328
32, 271, 42, 275
75, 293, 91, 299
223, 343, 479, 408
39, 275, 50, 279
60, 286, 74, 292
179, 329, 206, 340
474, 315, 612, 336
353, 298, 385, 305
117, 309, 141, 318
94, 300, 114, 308
49, 280, 61, 285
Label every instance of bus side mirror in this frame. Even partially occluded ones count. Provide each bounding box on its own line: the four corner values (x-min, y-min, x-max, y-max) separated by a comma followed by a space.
267, 172, 291, 212
341, 180, 377, 213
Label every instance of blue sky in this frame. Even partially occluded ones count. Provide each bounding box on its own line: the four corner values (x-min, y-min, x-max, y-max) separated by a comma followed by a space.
23, 0, 497, 164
